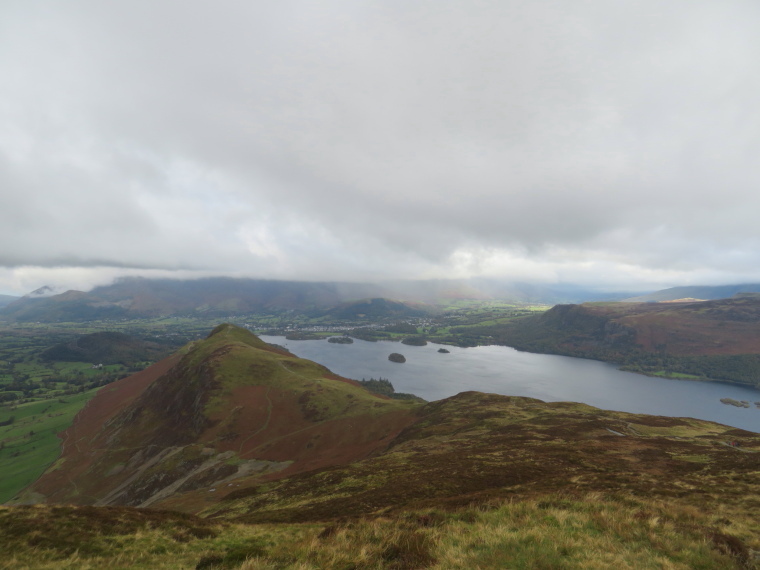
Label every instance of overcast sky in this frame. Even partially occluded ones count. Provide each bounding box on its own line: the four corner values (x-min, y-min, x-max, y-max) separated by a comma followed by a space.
1, 1, 759, 295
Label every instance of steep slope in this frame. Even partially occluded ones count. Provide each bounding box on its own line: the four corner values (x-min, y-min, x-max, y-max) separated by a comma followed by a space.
22, 325, 419, 508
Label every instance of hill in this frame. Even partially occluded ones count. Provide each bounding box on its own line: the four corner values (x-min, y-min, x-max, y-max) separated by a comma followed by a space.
21, 324, 418, 508
2, 325, 760, 567
320, 297, 429, 320
482, 295, 760, 387
40, 331, 173, 365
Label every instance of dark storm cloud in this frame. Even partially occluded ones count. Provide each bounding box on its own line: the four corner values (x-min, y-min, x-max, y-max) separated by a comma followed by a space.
1, 0, 759, 293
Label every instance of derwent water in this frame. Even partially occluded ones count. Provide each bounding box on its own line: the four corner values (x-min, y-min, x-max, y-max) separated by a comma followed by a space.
261, 336, 760, 433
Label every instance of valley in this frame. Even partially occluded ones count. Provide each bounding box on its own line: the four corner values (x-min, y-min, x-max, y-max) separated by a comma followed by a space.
0, 323, 758, 568
1, 281, 760, 568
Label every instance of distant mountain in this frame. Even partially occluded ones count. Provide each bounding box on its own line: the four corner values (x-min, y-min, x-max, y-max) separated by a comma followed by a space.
624, 283, 760, 302
0, 276, 637, 322
320, 297, 429, 320
25, 285, 62, 298
489, 295, 760, 387
0, 277, 392, 322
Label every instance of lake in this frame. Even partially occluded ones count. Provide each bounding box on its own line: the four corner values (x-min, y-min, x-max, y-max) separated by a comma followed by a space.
261, 336, 760, 433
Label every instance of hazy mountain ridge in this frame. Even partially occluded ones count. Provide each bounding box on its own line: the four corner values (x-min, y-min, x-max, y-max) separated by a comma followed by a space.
624, 283, 760, 302
0, 277, 636, 322
0, 278, 388, 322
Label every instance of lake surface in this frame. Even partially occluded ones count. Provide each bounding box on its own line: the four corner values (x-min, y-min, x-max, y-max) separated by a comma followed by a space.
261, 336, 760, 433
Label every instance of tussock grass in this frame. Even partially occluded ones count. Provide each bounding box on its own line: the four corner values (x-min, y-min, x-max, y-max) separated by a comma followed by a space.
256, 495, 754, 569
3, 494, 755, 569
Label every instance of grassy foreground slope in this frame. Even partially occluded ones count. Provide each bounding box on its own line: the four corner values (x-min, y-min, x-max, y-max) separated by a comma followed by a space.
1, 493, 757, 569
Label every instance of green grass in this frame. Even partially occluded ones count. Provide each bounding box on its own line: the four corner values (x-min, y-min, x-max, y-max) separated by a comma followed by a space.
0, 389, 99, 503
652, 371, 702, 380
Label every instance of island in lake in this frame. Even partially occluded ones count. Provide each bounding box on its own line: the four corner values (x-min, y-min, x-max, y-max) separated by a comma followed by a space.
388, 353, 406, 363
327, 336, 353, 344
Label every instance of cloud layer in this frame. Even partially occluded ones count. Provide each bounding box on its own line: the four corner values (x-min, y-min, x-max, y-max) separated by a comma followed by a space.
1, 1, 759, 294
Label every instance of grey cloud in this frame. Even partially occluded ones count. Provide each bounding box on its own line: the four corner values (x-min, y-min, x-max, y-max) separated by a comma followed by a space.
1, 0, 759, 292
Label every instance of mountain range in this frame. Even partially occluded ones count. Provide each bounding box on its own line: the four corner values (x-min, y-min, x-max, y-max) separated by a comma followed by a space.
5, 277, 760, 323
0, 277, 639, 322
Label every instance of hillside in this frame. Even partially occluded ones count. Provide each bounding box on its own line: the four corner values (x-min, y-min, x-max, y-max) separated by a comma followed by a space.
0, 294, 18, 308
480, 295, 760, 387
1, 325, 759, 567
320, 297, 428, 320
200, 391, 759, 522
20, 325, 418, 508
40, 331, 174, 365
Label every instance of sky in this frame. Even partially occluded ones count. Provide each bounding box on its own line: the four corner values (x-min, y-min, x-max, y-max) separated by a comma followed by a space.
1, 1, 759, 296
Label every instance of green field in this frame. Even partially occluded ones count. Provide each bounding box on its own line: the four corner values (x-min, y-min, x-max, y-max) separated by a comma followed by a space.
0, 389, 98, 503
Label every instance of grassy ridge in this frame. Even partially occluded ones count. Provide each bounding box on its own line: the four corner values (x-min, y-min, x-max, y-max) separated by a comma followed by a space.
0, 389, 98, 503
25, 324, 419, 510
